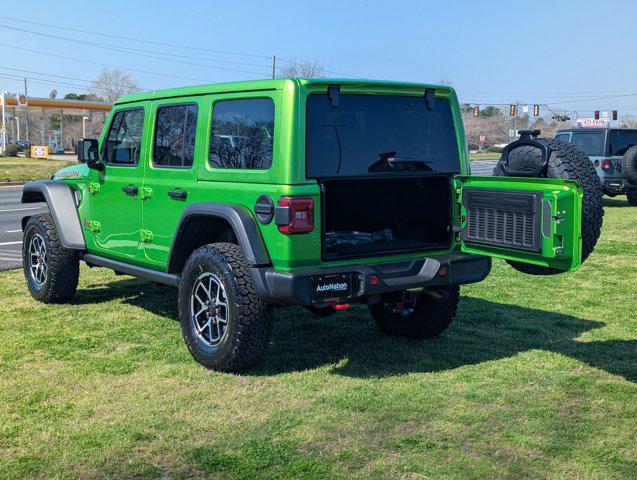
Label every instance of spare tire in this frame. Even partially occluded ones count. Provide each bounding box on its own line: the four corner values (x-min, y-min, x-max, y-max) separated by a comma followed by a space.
621, 145, 637, 183
493, 138, 603, 275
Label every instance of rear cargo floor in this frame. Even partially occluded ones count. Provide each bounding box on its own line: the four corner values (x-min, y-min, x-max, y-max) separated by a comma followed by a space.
322, 176, 453, 260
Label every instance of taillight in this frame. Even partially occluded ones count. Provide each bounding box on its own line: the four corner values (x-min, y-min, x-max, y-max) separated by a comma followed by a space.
276, 197, 314, 234
601, 160, 612, 171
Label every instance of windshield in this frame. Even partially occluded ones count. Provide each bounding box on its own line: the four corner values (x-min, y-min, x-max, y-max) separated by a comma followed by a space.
306, 94, 460, 177
608, 130, 637, 156
570, 131, 604, 156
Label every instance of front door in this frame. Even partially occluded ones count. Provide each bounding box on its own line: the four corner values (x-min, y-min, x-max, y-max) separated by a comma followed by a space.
141, 100, 200, 266
456, 175, 583, 272
92, 106, 148, 258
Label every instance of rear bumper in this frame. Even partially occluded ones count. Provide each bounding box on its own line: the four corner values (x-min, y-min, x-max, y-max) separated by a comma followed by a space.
602, 178, 637, 194
251, 253, 491, 306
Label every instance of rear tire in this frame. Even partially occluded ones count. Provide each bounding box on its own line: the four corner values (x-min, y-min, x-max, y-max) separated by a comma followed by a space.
627, 192, 637, 206
178, 243, 271, 371
22, 213, 79, 303
494, 138, 603, 275
369, 286, 460, 339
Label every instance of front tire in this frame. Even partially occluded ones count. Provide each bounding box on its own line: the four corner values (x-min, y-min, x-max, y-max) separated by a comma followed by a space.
369, 286, 460, 339
627, 192, 637, 206
178, 243, 271, 371
22, 213, 79, 303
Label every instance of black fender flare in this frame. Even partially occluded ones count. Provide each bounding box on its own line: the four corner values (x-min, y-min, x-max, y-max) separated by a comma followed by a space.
21, 180, 86, 250
167, 203, 271, 273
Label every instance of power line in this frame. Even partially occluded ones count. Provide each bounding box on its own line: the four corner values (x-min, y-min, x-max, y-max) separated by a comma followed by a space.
0, 15, 272, 59
0, 66, 143, 90
0, 41, 212, 83
0, 24, 268, 76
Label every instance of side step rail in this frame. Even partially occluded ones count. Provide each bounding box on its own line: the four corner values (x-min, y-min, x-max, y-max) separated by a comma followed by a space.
82, 254, 180, 286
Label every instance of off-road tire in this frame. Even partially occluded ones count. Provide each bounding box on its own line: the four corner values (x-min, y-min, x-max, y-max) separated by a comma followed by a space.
22, 213, 79, 303
622, 146, 637, 183
369, 286, 460, 339
627, 192, 637, 206
494, 138, 603, 275
178, 242, 271, 371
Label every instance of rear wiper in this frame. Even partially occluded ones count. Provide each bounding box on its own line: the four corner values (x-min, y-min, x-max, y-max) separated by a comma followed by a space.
386, 156, 434, 165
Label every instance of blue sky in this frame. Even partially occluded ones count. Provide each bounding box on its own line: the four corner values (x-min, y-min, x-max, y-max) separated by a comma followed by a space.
1, 0, 635, 117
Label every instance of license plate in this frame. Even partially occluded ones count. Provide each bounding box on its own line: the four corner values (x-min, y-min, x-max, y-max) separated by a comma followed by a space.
609, 181, 623, 188
311, 273, 353, 303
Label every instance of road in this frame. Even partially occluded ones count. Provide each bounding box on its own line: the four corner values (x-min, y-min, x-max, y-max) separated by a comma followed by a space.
0, 160, 497, 272
469, 159, 498, 176
0, 185, 47, 271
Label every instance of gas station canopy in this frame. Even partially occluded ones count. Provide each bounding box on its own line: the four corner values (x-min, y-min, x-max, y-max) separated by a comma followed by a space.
1, 93, 112, 153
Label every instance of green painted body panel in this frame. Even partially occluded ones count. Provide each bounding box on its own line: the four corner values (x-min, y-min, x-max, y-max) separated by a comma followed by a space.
456, 175, 583, 271
51, 78, 584, 277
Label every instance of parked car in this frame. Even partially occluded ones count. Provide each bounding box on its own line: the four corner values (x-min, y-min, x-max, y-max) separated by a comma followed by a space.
20, 79, 603, 371
555, 128, 637, 205
12, 140, 30, 152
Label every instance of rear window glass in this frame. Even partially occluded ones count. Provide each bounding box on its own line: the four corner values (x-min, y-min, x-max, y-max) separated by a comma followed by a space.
306, 94, 459, 177
571, 132, 604, 156
608, 130, 637, 156
555, 133, 570, 143
209, 98, 274, 170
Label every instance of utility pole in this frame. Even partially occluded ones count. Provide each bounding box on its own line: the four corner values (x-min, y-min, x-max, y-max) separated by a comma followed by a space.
271, 55, 276, 79
24, 78, 29, 142
513, 101, 518, 139
1, 91, 6, 154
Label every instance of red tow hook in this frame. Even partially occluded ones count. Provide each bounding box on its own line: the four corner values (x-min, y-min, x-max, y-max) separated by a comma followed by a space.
331, 302, 350, 311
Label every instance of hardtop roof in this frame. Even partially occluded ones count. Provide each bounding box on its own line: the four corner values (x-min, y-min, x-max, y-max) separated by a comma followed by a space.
115, 78, 455, 105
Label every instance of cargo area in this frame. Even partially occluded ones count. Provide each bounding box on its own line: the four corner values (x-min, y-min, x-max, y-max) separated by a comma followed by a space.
321, 176, 453, 260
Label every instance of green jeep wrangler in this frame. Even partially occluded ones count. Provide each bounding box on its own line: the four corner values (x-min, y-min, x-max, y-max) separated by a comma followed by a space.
20, 79, 603, 371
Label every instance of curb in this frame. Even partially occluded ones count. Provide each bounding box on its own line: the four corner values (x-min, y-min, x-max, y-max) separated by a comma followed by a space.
0, 262, 21, 272
0, 182, 26, 187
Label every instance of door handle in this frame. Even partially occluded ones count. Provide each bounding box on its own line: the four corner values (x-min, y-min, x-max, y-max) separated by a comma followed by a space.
167, 189, 187, 200
122, 185, 138, 196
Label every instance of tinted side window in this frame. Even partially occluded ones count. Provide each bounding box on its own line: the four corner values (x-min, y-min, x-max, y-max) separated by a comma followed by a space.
209, 98, 274, 170
153, 104, 198, 168
104, 109, 145, 165
608, 130, 637, 156
555, 133, 571, 143
571, 132, 604, 156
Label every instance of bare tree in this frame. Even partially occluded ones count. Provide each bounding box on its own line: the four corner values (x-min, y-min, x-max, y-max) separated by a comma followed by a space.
277, 58, 327, 78
90, 68, 142, 103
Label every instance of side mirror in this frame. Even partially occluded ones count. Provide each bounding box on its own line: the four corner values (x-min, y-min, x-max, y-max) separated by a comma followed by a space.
77, 138, 103, 170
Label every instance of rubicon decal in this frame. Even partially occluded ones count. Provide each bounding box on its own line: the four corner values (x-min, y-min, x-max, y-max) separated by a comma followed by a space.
316, 282, 349, 292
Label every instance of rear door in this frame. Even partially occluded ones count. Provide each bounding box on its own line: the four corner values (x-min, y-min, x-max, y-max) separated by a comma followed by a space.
140, 99, 200, 266
456, 176, 583, 272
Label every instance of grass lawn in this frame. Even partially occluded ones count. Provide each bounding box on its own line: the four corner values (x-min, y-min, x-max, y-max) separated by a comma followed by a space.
469, 152, 501, 161
0, 198, 635, 479
0, 156, 75, 183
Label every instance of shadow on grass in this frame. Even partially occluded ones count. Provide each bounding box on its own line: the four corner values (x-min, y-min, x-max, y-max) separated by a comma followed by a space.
603, 198, 633, 208
71, 277, 636, 382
